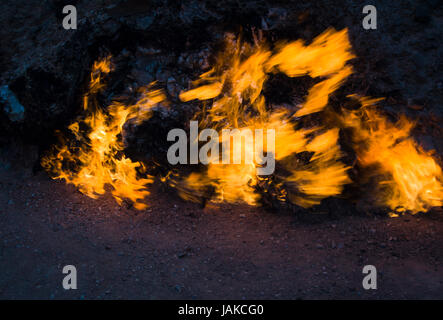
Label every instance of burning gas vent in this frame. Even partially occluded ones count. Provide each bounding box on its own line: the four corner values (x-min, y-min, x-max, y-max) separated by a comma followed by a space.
41, 28, 443, 215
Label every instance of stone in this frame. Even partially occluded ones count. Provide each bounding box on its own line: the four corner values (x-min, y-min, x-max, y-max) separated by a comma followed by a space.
0, 85, 25, 122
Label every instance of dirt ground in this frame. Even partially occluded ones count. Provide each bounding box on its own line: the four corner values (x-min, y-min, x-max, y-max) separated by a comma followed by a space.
0, 163, 442, 300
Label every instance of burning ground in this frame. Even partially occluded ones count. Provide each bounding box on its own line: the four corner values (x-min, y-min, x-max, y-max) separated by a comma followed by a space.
37, 29, 443, 215
1, 0, 443, 299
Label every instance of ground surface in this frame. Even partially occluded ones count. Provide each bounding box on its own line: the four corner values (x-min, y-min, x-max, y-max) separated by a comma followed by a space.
0, 164, 442, 299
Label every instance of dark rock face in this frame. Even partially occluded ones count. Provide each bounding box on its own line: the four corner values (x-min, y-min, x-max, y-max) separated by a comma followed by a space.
0, 0, 442, 157
0, 85, 25, 122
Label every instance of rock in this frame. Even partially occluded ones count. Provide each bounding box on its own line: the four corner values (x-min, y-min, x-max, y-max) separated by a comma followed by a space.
135, 15, 155, 30
265, 7, 288, 30
414, 6, 431, 23
416, 135, 435, 151
0, 85, 25, 122
167, 77, 179, 98
101, 19, 121, 35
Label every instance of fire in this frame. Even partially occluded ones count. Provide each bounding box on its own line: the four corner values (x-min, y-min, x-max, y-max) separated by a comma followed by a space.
41, 56, 165, 209
341, 95, 443, 214
41, 28, 443, 215
267, 28, 354, 117
284, 128, 351, 208
177, 28, 353, 206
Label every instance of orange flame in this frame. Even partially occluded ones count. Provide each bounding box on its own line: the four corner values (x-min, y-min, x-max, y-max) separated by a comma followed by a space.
341, 95, 443, 213
267, 28, 354, 116
41, 28, 443, 215
177, 28, 353, 207
41, 56, 165, 209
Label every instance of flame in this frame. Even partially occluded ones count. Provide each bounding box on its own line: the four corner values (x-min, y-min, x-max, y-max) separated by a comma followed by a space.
267, 28, 355, 117
41, 28, 442, 215
41, 56, 165, 209
285, 128, 351, 207
177, 28, 353, 207
341, 96, 443, 213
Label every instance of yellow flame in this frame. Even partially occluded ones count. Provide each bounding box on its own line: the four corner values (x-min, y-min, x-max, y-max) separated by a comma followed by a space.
42, 28, 442, 215
267, 28, 355, 117
341, 96, 443, 213
284, 128, 351, 207
41, 57, 165, 209
177, 28, 353, 207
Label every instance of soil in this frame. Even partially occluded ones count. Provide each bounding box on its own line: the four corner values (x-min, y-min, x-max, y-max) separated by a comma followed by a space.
1, 164, 442, 299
